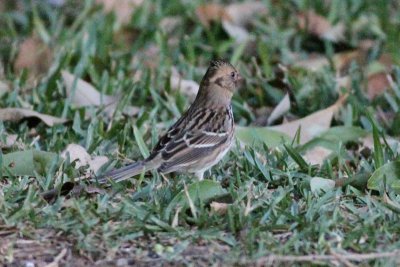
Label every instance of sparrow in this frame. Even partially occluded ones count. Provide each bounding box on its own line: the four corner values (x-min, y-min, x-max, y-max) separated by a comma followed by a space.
95, 59, 242, 184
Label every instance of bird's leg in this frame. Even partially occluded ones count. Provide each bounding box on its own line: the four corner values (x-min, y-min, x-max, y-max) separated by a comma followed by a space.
160, 172, 170, 185
195, 171, 204, 181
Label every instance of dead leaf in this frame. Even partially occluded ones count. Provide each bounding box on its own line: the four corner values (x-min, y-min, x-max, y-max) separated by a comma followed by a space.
224, 1, 267, 26
270, 94, 347, 144
267, 93, 291, 125
159, 16, 182, 34
303, 146, 332, 165
210, 202, 228, 215
221, 21, 251, 43
61, 144, 108, 173
196, 4, 227, 28
96, 0, 144, 25
0, 134, 19, 149
131, 45, 161, 70
0, 108, 66, 126
297, 10, 345, 42
61, 71, 140, 118
333, 50, 368, 75
170, 68, 199, 101
367, 72, 391, 100
362, 135, 400, 154
293, 53, 330, 72
14, 35, 52, 80
196, 1, 267, 42
294, 50, 367, 75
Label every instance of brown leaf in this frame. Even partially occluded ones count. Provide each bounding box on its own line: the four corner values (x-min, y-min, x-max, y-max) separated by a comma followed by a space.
131, 45, 161, 70
0, 108, 67, 126
61, 144, 108, 173
297, 10, 344, 41
0, 134, 19, 149
170, 67, 199, 101
196, 1, 267, 42
367, 72, 391, 100
210, 202, 229, 215
224, 1, 267, 26
362, 135, 400, 154
303, 146, 332, 165
159, 16, 182, 34
14, 36, 52, 80
333, 50, 368, 75
267, 93, 291, 126
270, 94, 347, 144
196, 4, 227, 28
62, 71, 140, 117
293, 53, 330, 72
96, 0, 144, 25
293, 49, 369, 76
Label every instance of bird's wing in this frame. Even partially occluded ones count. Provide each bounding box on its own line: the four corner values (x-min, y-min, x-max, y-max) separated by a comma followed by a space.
147, 107, 210, 158
146, 106, 233, 172
157, 130, 229, 173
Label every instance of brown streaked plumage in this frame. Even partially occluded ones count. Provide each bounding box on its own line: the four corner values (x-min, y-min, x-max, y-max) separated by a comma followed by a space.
95, 59, 242, 183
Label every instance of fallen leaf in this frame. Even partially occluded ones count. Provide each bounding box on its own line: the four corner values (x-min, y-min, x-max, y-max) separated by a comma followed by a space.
303, 146, 332, 165
333, 50, 368, 75
293, 50, 368, 75
221, 21, 251, 43
223, 1, 267, 42
267, 93, 291, 125
297, 10, 345, 42
159, 16, 182, 34
293, 53, 330, 72
62, 71, 140, 118
131, 45, 161, 70
210, 201, 229, 215
61, 144, 108, 173
14, 35, 52, 80
0, 108, 67, 126
170, 68, 199, 101
96, 0, 144, 25
300, 126, 368, 165
195, 4, 227, 28
0, 134, 20, 149
224, 1, 267, 27
196, 1, 267, 42
362, 135, 400, 154
367, 72, 391, 100
270, 94, 347, 143
301, 126, 369, 151
310, 177, 335, 194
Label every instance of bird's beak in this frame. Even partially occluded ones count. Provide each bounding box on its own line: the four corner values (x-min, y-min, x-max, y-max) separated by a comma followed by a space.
235, 73, 244, 88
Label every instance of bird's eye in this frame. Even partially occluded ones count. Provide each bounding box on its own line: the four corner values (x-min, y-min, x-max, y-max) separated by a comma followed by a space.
230, 72, 235, 79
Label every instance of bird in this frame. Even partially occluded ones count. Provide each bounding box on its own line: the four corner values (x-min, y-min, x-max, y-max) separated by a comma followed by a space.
95, 59, 242, 184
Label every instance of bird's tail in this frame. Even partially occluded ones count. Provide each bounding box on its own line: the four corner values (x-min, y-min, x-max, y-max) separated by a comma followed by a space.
94, 161, 147, 184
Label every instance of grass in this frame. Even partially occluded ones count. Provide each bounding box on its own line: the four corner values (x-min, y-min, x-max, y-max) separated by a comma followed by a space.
1, 0, 400, 266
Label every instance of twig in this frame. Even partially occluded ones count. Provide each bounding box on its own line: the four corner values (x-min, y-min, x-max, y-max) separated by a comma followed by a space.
252, 250, 400, 264
330, 250, 356, 267
44, 248, 68, 267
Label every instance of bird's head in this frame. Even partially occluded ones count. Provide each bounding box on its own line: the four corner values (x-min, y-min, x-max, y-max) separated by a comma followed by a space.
204, 59, 243, 93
